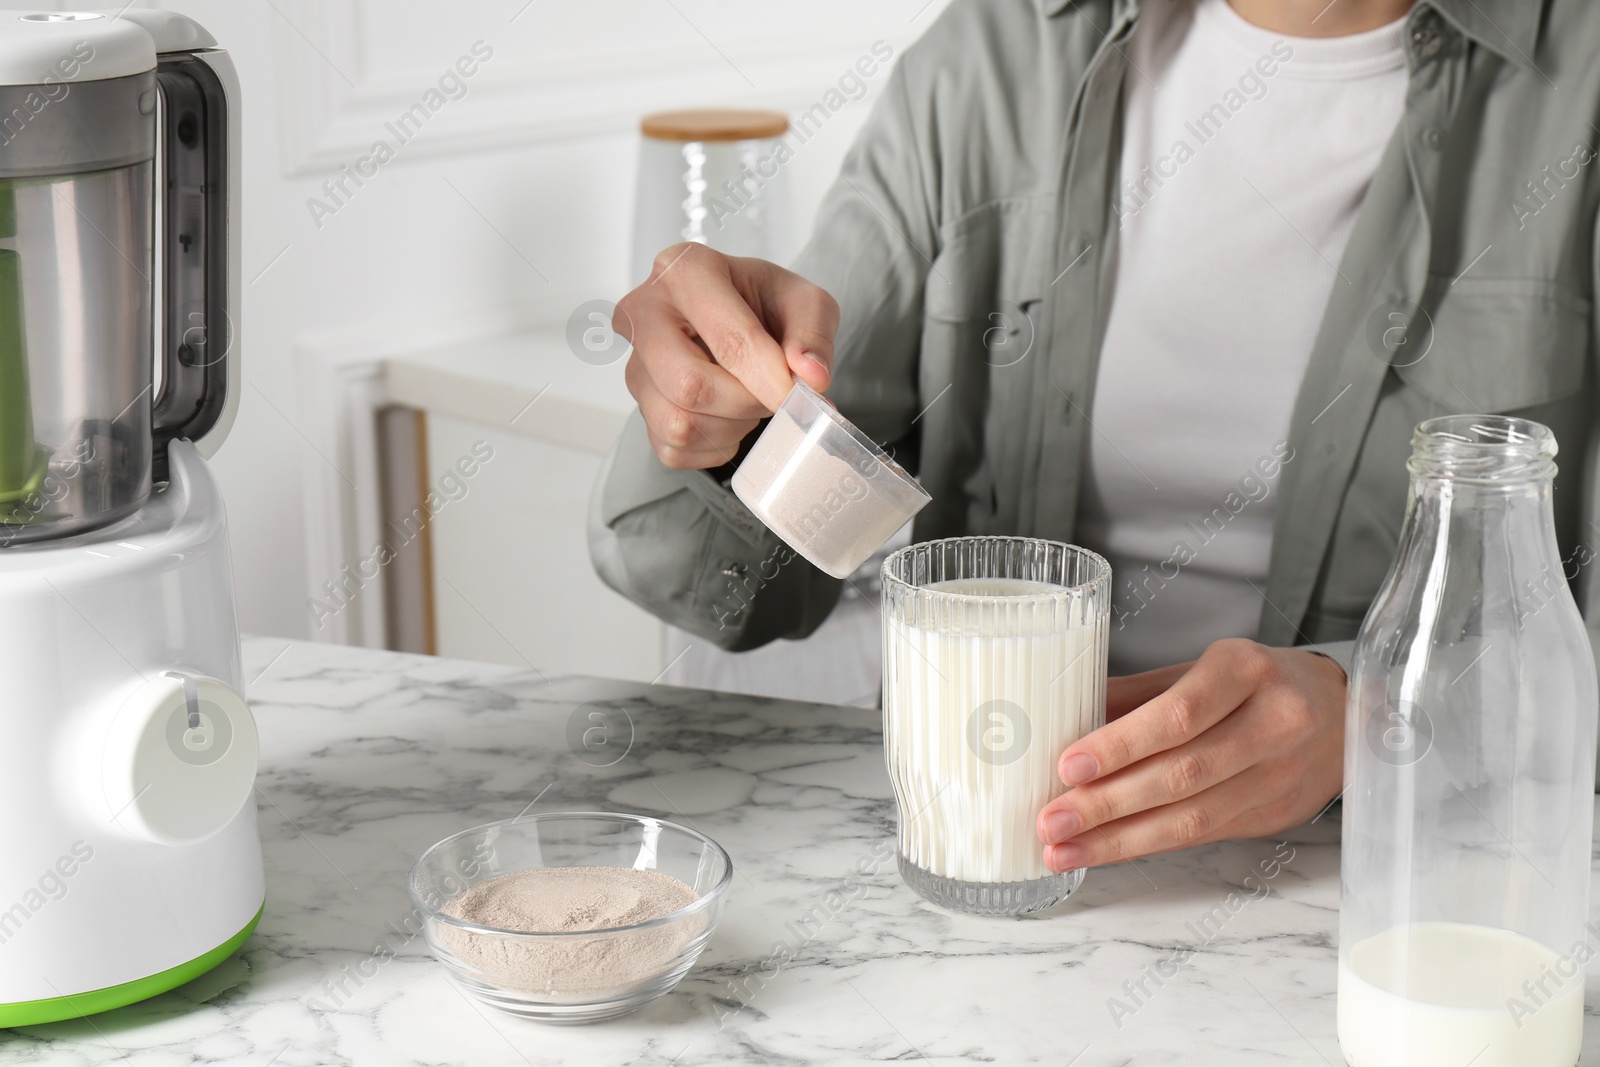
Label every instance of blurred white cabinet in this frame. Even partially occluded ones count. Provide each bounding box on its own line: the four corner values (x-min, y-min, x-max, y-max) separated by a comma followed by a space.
425, 412, 665, 682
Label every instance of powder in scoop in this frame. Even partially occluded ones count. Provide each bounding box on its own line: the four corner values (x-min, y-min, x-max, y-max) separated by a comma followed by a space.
439, 867, 700, 996
732, 404, 922, 578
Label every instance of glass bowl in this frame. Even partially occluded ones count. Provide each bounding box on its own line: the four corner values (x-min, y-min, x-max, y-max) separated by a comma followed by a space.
408, 812, 733, 1023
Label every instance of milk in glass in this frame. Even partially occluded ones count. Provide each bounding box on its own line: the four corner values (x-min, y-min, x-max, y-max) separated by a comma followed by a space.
881, 539, 1110, 915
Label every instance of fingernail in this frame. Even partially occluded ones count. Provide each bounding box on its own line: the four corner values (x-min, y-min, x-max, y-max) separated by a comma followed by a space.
1062, 753, 1099, 785
1044, 809, 1081, 842
799, 351, 831, 378
1050, 842, 1087, 872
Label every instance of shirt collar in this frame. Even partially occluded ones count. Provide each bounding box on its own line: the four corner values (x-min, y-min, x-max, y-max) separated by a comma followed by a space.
1423, 0, 1541, 69
1042, 0, 1542, 69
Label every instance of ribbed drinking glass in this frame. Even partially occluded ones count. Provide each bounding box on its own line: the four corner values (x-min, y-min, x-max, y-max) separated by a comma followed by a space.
882, 536, 1111, 915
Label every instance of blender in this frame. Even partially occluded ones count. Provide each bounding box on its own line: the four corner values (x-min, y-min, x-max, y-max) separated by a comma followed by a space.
0, 11, 262, 1025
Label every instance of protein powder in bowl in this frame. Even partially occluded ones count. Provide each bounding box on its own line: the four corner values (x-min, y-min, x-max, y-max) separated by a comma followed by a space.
408, 812, 732, 1023
732, 379, 932, 579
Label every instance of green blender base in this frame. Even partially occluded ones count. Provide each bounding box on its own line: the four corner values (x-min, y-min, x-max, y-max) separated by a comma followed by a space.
0, 903, 262, 1028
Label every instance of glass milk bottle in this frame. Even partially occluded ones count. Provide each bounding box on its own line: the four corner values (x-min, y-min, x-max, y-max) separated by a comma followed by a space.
1338, 416, 1598, 1067
882, 537, 1110, 915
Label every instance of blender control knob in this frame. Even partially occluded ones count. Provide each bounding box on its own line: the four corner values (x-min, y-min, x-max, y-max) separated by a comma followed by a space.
101, 672, 259, 846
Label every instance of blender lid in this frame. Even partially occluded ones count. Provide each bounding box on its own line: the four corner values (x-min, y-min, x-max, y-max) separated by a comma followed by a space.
0, 12, 155, 86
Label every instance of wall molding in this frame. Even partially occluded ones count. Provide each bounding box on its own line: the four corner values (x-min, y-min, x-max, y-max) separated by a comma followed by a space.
273, 0, 936, 176
294, 344, 389, 649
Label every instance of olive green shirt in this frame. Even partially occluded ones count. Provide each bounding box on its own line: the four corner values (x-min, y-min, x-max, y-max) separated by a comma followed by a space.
589, 0, 1600, 684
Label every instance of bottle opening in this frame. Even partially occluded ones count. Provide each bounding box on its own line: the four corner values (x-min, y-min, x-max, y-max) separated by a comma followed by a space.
1409, 415, 1557, 482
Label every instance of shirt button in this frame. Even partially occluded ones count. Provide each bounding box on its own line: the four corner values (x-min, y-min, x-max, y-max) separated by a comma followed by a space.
1422, 127, 1445, 149
1411, 14, 1445, 60
722, 563, 747, 581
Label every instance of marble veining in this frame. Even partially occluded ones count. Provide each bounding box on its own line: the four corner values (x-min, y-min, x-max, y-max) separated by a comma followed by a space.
3, 637, 1598, 1065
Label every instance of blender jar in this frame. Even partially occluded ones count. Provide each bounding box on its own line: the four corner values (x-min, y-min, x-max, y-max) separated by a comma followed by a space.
0, 55, 155, 543
0, 12, 232, 545
0, 155, 155, 541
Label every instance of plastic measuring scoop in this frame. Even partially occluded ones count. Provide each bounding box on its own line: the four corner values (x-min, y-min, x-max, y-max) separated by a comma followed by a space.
731, 379, 931, 579
0, 180, 46, 510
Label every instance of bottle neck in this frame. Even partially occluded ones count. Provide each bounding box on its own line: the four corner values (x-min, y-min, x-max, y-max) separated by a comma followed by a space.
1406, 470, 1557, 535
1407, 414, 1557, 483
1399, 416, 1568, 619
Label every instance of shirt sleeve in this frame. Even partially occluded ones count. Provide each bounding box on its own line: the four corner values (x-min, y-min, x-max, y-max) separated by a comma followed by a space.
587, 410, 841, 651
586, 46, 938, 650
1302, 638, 1355, 677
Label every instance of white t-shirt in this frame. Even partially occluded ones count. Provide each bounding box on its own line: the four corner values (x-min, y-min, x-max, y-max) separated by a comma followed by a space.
1077, 0, 1408, 675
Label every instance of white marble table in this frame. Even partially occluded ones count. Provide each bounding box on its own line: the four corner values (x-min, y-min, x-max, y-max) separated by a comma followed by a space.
5, 638, 1598, 1065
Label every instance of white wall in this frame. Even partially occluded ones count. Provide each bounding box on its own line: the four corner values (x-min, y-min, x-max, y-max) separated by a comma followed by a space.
4, 0, 946, 648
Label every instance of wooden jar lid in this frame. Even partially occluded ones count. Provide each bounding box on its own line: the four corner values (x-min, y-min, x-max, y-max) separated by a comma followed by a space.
639, 109, 789, 143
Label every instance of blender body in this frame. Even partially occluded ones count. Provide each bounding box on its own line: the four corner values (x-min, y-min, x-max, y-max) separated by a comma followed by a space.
0, 442, 264, 1025
0, 10, 260, 1026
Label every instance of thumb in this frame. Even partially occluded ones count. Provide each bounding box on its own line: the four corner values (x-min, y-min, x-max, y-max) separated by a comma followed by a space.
769, 280, 838, 394
786, 346, 831, 393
